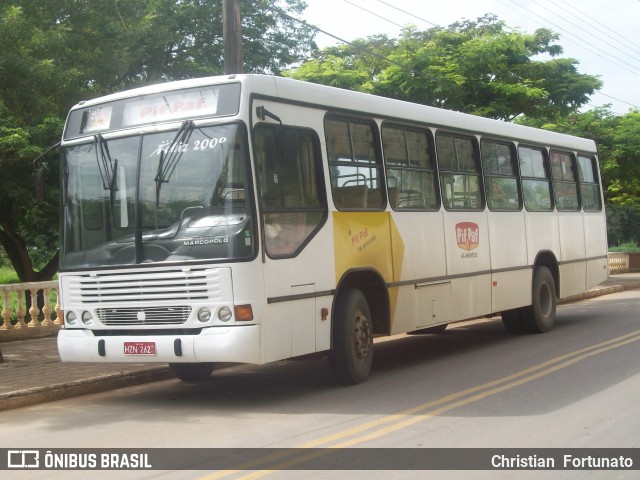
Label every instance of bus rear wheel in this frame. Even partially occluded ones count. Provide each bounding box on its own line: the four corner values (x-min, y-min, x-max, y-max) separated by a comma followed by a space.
329, 288, 373, 385
169, 362, 216, 382
501, 309, 527, 334
521, 266, 557, 333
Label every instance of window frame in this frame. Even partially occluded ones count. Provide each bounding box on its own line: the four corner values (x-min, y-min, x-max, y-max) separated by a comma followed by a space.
518, 144, 554, 212
253, 123, 328, 259
480, 138, 522, 212
325, 115, 386, 211
435, 130, 484, 211
577, 154, 602, 212
550, 149, 580, 212
381, 122, 440, 211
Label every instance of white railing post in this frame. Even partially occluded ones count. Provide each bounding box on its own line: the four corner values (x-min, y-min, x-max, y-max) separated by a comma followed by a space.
608, 252, 630, 274
28, 288, 39, 328
0, 280, 61, 340
1, 291, 12, 330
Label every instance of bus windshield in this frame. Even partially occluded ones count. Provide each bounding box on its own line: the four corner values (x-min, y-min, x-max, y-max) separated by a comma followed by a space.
60, 123, 256, 270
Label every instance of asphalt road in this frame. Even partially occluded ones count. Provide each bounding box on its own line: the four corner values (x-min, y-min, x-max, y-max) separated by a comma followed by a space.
2, 289, 639, 479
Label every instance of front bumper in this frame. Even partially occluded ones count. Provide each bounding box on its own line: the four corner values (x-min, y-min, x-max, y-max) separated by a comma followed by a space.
57, 325, 261, 364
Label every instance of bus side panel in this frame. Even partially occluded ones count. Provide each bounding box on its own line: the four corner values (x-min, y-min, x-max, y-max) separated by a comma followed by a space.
390, 211, 448, 332
231, 261, 268, 364
488, 211, 530, 313
392, 212, 447, 284
262, 224, 335, 362
415, 282, 452, 328
525, 213, 561, 267
584, 212, 609, 289
491, 269, 532, 314
558, 212, 587, 298
443, 212, 492, 320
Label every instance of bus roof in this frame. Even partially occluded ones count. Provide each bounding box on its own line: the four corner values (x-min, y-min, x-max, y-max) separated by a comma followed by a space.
70, 74, 597, 153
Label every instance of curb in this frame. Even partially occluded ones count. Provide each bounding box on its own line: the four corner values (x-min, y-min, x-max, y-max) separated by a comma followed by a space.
559, 281, 640, 304
0, 367, 173, 412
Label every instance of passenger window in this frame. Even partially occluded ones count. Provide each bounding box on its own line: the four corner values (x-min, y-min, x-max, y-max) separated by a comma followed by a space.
436, 132, 483, 210
481, 139, 521, 211
382, 124, 438, 210
550, 150, 579, 211
326, 117, 385, 210
519, 146, 553, 211
254, 125, 326, 258
577, 155, 602, 212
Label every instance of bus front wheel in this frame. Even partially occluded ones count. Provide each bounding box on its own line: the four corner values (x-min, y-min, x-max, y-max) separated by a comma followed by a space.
329, 288, 373, 385
169, 362, 216, 382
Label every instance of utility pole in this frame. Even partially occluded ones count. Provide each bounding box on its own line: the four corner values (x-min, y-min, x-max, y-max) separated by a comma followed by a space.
223, 0, 244, 74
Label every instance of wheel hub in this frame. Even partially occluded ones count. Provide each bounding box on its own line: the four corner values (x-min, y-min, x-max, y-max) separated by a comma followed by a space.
353, 309, 372, 361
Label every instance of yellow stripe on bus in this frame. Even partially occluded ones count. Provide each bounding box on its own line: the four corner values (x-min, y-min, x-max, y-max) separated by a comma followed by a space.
332, 211, 405, 320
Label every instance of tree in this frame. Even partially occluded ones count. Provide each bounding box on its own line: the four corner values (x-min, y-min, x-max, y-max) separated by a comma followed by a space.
286, 15, 602, 121
0, 0, 316, 282
518, 107, 640, 208
518, 107, 640, 246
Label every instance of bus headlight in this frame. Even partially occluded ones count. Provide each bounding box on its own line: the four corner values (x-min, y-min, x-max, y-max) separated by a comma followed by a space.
218, 306, 233, 322
197, 307, 212, 323
66, 311, 77, 325
81, 311, 93, 325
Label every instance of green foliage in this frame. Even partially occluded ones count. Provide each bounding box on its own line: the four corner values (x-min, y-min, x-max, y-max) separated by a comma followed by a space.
608, 242, 640, 254
518, 108, 640, 209
606, 205, 640, 248
0, 266, 20, 284
0, 0, 316, 282
286, 15, 602, 121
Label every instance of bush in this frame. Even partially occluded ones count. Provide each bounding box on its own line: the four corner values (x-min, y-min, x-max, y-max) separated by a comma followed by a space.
606, 204, 640, 247
608, 241, 640, 253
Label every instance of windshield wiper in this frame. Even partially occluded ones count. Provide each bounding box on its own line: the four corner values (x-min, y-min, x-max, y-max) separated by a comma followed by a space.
94, 133, 118, 201
94, 133, 119, 240
153, 120, 195, 228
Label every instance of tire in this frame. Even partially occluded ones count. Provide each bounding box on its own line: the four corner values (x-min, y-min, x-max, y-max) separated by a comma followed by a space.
169, 362, 216, 382
407, 324, 448, 335
329, 288, 374, 385
521, 266, 557, 333
501, 309, 528, 334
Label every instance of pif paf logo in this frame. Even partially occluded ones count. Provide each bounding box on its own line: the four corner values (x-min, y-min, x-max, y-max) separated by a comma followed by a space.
456, 222, 480, 251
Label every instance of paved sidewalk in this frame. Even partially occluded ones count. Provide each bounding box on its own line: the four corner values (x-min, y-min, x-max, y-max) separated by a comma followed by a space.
1, 273, 640, 412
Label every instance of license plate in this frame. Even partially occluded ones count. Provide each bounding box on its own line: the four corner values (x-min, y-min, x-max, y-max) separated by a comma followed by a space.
124, 341, 156, 356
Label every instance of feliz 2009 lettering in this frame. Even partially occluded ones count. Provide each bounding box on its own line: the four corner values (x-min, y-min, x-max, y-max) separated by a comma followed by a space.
151, 136, 227, 156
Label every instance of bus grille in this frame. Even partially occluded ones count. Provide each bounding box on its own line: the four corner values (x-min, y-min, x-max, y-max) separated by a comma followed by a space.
64, 267, 231, 305
96, 306, 191, 326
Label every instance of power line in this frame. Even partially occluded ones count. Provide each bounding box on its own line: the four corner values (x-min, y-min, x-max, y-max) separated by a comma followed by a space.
374, 0, 439, 28
343, 0, 407, 32
553, 0, 640, 57
273, 1, 639, 113
504, 0, 640, 76
531, 0, 640, 66
594, 91, 640, 109
265, 4, 427, 81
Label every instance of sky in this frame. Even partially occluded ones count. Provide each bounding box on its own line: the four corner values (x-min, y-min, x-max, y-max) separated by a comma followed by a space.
302, 0, 640, 115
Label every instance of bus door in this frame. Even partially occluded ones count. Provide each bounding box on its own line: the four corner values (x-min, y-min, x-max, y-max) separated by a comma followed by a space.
251, 100, 333, 363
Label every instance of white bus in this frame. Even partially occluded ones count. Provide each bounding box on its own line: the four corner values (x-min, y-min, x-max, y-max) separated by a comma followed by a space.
57, 74, 608, 384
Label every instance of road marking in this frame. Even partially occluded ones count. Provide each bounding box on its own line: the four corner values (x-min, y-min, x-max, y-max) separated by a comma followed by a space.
200, 330, 640, 479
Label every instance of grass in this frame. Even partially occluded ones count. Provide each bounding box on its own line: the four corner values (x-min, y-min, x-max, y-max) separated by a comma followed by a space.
0, 267, 20, 285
